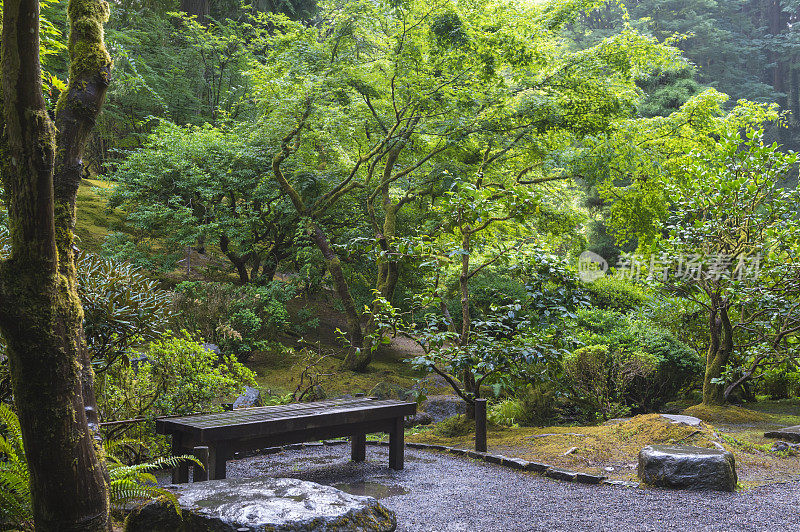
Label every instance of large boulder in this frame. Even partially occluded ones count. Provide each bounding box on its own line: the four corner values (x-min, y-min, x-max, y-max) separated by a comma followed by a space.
419, 395, 466, 423
637, 445, 737, 492
125, 477, 397, 532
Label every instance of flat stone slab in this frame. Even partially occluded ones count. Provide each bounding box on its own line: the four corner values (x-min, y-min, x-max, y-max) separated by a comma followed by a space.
764, 425, 800, 443
638, 445, 737, 492
125, 477, 396, 531
661, 414, 702, 426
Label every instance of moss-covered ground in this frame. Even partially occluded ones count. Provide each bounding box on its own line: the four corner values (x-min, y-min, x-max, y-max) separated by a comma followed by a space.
75, 178, 125, 253
407, 406, 800, 486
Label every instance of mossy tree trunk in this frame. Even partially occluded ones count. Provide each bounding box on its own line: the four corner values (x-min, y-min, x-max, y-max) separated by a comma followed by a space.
0, 0, 112, 529
702, 301, 733, 406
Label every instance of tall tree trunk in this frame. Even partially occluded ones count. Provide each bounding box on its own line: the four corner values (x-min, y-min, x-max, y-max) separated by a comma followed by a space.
180, 0, 210, 22
702, 304, 733, 405
0, 0, 112, 529
458, 226, 477, 419
308, 223, 367, 370
220, 233, 250, 284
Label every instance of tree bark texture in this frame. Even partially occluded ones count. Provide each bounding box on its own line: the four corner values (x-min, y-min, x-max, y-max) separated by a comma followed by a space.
0, 0, 112, 529
702, 304, 733, 406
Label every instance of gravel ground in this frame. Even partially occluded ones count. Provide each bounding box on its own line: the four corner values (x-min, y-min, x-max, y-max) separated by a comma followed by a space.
216, 445, 800, 532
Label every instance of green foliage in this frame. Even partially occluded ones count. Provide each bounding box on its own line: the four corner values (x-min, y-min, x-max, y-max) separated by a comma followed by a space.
0, 404, 197, 529
0, 404, 31, 530
571, 308, 702, 411
107, 453, 199, 514
171, 281, 297, 362
755, 366, 800, 400
78, 252, 173, 371
97, 332, 256, 446
562, 344, 656, 421
583, 276, 649, 311
109, 121, 295, 281
489, 383, 559, 427
137, 332, 256, 415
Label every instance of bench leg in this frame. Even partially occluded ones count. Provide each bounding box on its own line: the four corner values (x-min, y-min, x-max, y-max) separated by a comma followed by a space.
171, 434, 189, 484
389, 416, 404, 470
208, 444, 229, 480
193, 446, 209, 482
351, 433, 366, 462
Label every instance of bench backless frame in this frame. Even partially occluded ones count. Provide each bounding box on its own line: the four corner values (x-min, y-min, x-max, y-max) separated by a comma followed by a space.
156, 397, 417, 481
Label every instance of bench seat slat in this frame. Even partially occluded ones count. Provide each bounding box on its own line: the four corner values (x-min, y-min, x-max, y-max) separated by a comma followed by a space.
156, 399, 416, 442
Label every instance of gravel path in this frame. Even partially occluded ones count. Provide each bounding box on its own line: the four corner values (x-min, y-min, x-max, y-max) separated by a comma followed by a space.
220, 445, 800, 532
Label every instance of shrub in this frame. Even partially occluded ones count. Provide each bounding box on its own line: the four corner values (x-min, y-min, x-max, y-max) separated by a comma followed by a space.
97, 332, 256, 448
583, 277, 649, 311
171, 281, 296, 362
78, 252, 173, 371
569, 308, 702, 412
562, 344, 657, 421
756, 367, 800, 400
489, 384, 558, 427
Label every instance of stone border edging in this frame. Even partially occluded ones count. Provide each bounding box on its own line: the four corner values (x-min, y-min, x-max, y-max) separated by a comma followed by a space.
400, 442, 633, 487
230, 439, 639, 488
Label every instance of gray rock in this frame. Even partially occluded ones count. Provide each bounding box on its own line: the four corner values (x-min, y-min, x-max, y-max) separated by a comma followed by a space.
637, 445, 737, 492
125, 477, 396, 532
404, 412, 433, 429
202, 343, 221, 355
412, 374, 452, 395
544, 468, 578, 482
419, 395, 466, 423
501, 457, 529, 470
368, 382, 411, 400
233, 386, 262, 409
523, 462, 549, 473
661, 414, 703, 426
575, 473, 607, 485
764, 425, 800, 443
770, 440, 799, 452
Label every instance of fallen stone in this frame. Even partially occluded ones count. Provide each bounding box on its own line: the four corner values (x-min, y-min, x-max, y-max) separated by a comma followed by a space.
638, 444, 737, 492
125, 477, 396, 532
661, 414, 703, 426
233, 386, 262, 409
764, 426, 800, 443
544, 468, 578, 482
419, 395, 467, 423
603, 480, 640, 488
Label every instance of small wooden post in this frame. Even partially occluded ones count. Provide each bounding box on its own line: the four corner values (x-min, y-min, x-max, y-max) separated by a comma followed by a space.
474, 398, 487, 453
193, 446, 209, 482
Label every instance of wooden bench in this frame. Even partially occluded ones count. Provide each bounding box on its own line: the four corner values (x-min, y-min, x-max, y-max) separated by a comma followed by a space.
156, 397, 417, 482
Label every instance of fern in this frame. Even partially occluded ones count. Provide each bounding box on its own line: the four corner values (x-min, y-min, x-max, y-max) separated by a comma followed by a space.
0, 404, 32, 530
0, 405, 200, 528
